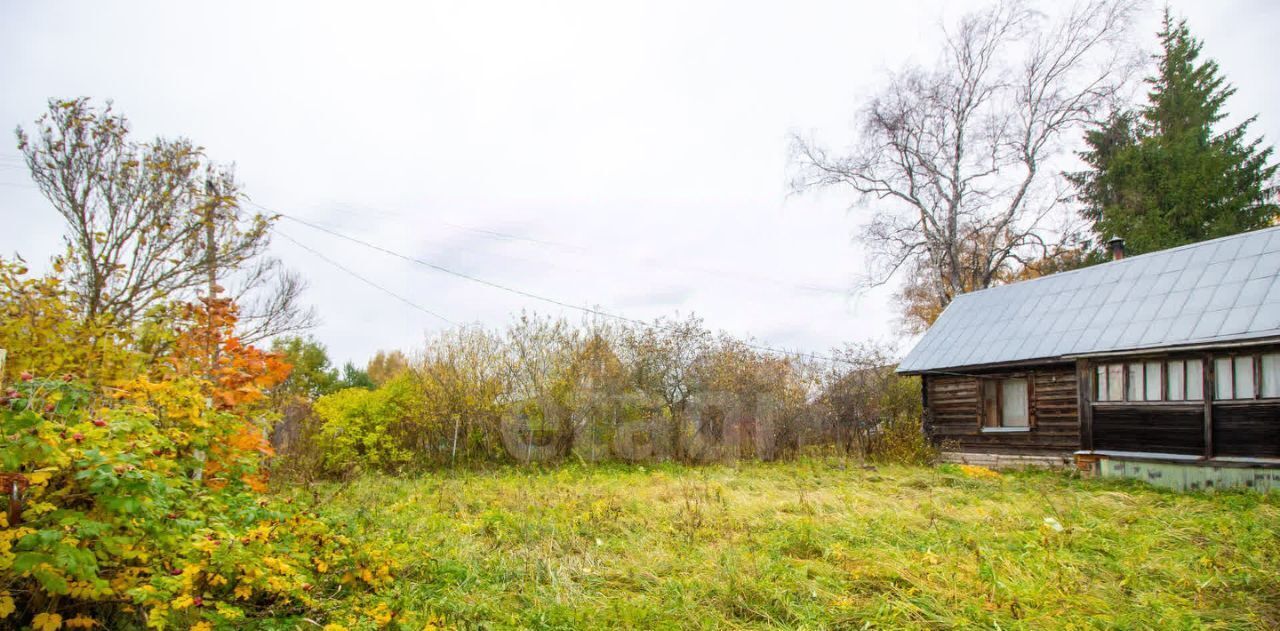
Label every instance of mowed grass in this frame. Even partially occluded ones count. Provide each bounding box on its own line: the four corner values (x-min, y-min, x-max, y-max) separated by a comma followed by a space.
297, 461, 1280, 629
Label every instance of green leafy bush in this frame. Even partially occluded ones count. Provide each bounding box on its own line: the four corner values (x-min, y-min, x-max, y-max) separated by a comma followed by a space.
312, 374, 427, 476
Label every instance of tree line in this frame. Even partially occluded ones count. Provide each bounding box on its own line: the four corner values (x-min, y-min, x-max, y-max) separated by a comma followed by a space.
268, 316, 926, 478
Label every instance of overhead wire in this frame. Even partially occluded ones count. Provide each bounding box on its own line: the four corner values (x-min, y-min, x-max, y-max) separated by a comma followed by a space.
263, 206, 857, 365
250, 201, 847, 295
271, 227, 460, 327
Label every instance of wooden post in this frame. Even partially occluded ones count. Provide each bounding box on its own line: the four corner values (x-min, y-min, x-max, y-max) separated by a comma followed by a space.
1076, 359, 1093, 451
1203, 353, 1214, 459
203, 178, 220, 372
192, 179, 220, 482
1027, 371, 1037, 429
920, 374, 931, 443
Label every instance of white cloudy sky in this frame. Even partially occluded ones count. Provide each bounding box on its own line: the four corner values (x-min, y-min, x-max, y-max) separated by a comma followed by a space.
1, 1, 1277, 366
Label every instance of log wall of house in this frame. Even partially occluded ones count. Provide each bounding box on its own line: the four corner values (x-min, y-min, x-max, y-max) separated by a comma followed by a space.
1214, 402, 1280, 458
924, 366, 1080, 457
1092, 405, 1204, 455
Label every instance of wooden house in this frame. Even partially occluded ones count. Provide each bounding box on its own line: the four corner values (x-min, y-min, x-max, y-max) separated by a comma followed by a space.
897, 227, 1280, 490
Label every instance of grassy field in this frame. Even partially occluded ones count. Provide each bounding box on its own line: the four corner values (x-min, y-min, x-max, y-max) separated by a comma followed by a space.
295, 460, 1280, 630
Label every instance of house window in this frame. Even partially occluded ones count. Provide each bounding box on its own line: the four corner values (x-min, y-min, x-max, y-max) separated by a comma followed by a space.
981, 378, 1029, 429
1127, 364, 1143, 401
1144, 362, 1163, 401
1096, 364, 1125, 402
1096, 359, 1202, 402
1164, 359, 1203, 401
1215, 357, 1234, 400
1186, 359, 1204, 401
1216, 354, 1280, 400
1263, 354, 1280, 398
1167, 360, 1185, 400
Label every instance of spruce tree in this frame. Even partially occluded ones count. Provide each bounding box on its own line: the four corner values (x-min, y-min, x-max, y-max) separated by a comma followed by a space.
1070, 10, 1278, 255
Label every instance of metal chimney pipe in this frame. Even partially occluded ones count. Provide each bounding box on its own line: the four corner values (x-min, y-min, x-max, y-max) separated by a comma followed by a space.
1108, 236, 1125, 261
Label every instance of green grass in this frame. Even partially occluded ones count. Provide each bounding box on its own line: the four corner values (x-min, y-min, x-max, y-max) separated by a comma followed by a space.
294, 460, 1280, 629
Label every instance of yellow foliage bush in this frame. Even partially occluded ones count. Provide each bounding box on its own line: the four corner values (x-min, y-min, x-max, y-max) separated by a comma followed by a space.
0, 260, 139, 385
0, 273, 398, 628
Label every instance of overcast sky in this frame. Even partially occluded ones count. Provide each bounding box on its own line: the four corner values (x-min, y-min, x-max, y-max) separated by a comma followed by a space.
1, 1, 1277, 366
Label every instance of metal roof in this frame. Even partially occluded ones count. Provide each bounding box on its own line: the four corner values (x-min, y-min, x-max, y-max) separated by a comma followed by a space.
897, 225, 1280, 373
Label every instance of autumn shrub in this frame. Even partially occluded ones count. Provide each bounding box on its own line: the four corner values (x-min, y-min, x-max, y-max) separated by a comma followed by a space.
0, 280, 400, 628
810, 344, 933, 465
863, 374, 935, 465
0, 260, 140, 385
311, 374, 428, 476
1, 375, 398, 629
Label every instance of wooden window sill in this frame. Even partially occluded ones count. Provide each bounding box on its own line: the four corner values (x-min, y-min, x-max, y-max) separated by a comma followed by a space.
981, 427, 1031, 433
1093, 401, 1202, 407
1212, 398, 1280, 406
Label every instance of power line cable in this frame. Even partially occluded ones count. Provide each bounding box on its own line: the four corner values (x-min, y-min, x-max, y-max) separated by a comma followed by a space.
269, 209, 854, 365
435, 218, 848, 294
272, 227, 460, 327
247, 200, 847, 295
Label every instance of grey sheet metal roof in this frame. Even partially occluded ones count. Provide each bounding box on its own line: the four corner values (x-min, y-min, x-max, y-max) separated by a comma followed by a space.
898, 225, 1280, 373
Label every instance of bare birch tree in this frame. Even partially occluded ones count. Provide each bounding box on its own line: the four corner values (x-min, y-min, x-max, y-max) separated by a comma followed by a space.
791, 0, 1140, 330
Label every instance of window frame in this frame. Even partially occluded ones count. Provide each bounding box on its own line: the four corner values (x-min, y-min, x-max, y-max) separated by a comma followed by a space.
1262, 353, 1280, 399
1094, 357, 1204, 404
1212, 352, 1280, 402
979, 375, 1032, 433
1093, 351, 1280, 405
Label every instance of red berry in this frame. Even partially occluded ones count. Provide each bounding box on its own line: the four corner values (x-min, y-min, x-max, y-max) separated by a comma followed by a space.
153, 449, 164, 456
73, 433, 85, 442
5, 390, 17, 399
19, 372, 33, 382
193, 596, 204, 607
171, 567, 183, 576
62, 373, 73, 382
93, 419, 107, 427
44, 403, 56, 413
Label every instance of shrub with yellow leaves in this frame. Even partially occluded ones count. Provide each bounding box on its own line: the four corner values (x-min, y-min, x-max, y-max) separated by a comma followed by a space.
1, 290, 398, 628
2, 374, 399, 628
